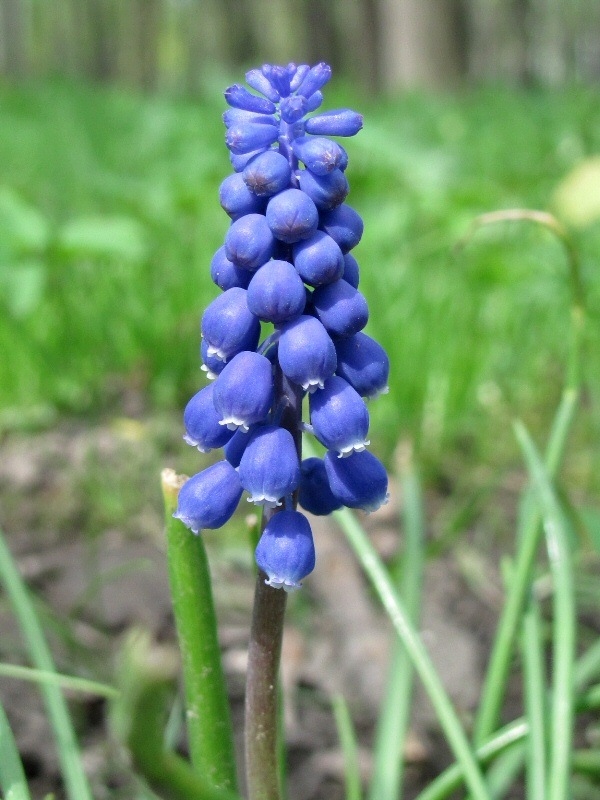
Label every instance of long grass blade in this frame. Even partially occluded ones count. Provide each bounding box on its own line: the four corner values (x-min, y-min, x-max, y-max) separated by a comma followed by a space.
0, 700, 32, 800
521, 596, 547, 799
0, 526, 93, 800
369, 462, 425, 800
0, 663, 119, 698
474, 387, 578, 743
514, 421, 576, 800
332, 694, 362, 800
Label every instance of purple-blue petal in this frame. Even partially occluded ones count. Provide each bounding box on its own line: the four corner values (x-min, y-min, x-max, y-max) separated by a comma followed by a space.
174, 461, 243, 533
255, 510, 316, 590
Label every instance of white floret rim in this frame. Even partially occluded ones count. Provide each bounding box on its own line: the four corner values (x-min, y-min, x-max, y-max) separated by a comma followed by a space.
362, 491, 390, 514
201, 364, 219, 380
183, 433, 211, 453
205, 343, 228, 362
218, 416, 250, 432
246, 494, 282, 509
337, 439, 370, 458
302, 378, 325, 392
265, 576, 301, 592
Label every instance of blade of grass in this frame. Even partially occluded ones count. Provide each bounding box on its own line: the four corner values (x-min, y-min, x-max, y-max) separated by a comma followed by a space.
332, 694, 362, 800
0, 663, 118, 698
369, 461, 425, 800
485, 745, 525, 799
474, 387, 578, 744
328, 513, 491, 799
0, 526, 93, 800
0, 700, 32, 800
514, 421, 576, 800
521, 595, 547, 799
162, 469, 238, 791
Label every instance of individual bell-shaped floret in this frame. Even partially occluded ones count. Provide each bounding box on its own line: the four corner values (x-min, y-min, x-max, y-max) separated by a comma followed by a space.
292, 230, 344, 286
335, 332, 390, 399
255, 510, 316, 591
266, 188, 319, 244
278, 315, 336, 392
247, 260, 306, 324
230, 148, 269, 173
225, 213, 275, 271
174, 461, 243, 533
243, 150, 292, 197
201, 340, 227, 379
324, 450, 389, 512
342, 253, 359, 288
309, 375, 370, 457
201, 287, 260, 362
305, 109, 363, 137
292, 136, 346, 175
298, 168, 349, 211
183, 383, 234, 452
210, 246, 252, 291
238, 425, 300, 507
319, 204, 364, 253
219, 173, 266, 220
298, 457, 343, 516
212, 351, 274, 431
225, 84, 276, 114
312, 279, 369, 338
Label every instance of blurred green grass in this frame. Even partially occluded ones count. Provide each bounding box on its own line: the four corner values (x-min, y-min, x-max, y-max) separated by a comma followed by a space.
0, 79, 599, 471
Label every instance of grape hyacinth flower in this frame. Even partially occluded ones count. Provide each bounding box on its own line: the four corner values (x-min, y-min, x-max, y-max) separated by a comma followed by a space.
175, 61, 390, 594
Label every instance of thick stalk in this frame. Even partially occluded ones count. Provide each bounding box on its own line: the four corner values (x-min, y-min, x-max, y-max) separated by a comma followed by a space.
244, 368, 302, 800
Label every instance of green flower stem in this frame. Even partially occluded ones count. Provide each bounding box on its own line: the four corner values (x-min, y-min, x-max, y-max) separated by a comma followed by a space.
369, 462, 425, 800
162, 469, 238, 791
0, 525, 93, 800
473, 387, 578, 744
0, 700, 32, 800
244, 562, 287, 800
514, 422, 576, 800
329, 504, 491, 800
521, 596, 546, 800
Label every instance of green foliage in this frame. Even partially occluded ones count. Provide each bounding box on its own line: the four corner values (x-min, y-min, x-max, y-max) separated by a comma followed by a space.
0, 81, 599, 469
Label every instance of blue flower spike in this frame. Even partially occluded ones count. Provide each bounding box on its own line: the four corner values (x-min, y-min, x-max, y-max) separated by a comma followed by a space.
178, 62, 389, 591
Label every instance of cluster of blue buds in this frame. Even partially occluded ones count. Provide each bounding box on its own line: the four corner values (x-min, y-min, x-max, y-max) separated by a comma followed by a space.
175, 62, 390, 592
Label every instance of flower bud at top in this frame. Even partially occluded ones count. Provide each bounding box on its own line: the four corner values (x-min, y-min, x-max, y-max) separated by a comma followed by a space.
226, 123, 279, 155
238, 425, 300, 507
309, 375, 370, 457
224, 84, 276, 114
305, 91, 324, 112
247, 260, 306, 324
319, 204, 364, 253
266, 188, 319, 244
278, 315, 337, 391
223, 108, 278, 128
324, 449, 389, 512
212, 351, 274, 431
201, 287, 260, 361
261, 64, 291, 98
225, 213, 275, 271
305, 109, 363, 137
298, 457, 343, 516
334, 332, 390, 398
280, 95, 308, 124
312, 279, 369, 338
296, 62, 332, 98
174, 461, 243, 533
243, 150, 292, 197
219, 173, 266, 220
255, 510, 316, 591
289, 64, 310, 92
183, 383, 234, 452
245, 68, 280, 102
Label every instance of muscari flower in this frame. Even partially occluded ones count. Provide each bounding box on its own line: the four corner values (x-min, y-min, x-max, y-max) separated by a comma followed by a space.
175, 61, 389, 591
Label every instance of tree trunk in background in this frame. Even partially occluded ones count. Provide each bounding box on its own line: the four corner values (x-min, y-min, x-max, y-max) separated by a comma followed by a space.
135, 0, 161, 91
305, 0, 341, 71
86, 0, 116, 81
378, 0, 468, 90
1, 0, 26, 76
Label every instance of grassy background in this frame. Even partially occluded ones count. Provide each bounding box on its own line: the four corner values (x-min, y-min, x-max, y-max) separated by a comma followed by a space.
0, 78, 599, 484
